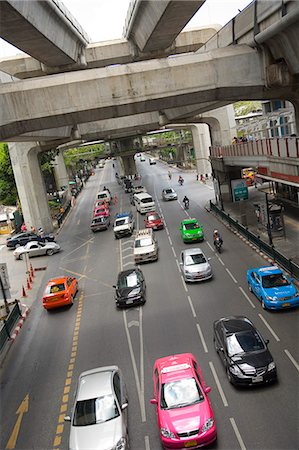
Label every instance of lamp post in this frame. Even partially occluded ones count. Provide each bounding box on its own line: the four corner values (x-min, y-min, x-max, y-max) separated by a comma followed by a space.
265, 192, 273, 246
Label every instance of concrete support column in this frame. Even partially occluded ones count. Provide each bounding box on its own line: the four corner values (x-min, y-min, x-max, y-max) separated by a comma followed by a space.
205, 105, 236, 146
9, 142, 53, 232
118, 138, 137, 176
53, 151, 71, 200
190, 124, 212, 176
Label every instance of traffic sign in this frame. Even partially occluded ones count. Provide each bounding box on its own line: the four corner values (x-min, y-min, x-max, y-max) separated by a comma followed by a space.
0, 263, 10, 289
231, 179, 248, 202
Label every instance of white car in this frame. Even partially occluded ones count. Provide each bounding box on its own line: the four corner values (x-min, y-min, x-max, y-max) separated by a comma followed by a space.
65, 366, 128, 450
133, 229, 158, 263
13, 241, 60, 260
180, 248, 212, 282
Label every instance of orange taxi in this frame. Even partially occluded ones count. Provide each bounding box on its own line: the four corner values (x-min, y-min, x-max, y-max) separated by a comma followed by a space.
42, 276, 78, 310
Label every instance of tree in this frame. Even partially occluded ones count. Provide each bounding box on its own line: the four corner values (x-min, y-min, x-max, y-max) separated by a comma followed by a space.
0, 143, 18, 205
233, 101, 262, 117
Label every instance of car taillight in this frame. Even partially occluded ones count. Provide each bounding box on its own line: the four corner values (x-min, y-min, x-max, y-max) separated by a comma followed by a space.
42, 297, 47, 303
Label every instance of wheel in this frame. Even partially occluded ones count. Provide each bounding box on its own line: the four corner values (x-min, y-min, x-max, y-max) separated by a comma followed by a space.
15, 243, 21, 248
46, 249, 54, 256
213, 337, 218, 352
261, 298, 267, 310
226, 367, 233, 384
19, 254, 23, 260
248, 282, 252, 292
69, 296, 74, 306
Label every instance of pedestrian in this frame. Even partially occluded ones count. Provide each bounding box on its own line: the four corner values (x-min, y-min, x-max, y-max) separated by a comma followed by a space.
31, 225, 36, 233
196, 173, 199, 181
232, 137, 238, 144
21, 222, 27, 232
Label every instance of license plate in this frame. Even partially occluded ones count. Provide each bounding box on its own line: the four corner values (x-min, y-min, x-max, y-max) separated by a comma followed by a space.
252, 375, 263, 383
282, 302, 290, 307
126, 299, 133, 304
184, 441, 197, 448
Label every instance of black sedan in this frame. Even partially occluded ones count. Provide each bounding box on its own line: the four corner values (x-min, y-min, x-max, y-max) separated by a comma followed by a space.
113, 268, 146, 308
213, 316, 277, 386
6, 232, 55, 249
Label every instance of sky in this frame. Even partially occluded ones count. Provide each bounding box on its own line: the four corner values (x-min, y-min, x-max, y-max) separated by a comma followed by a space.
0, 0, 253, 57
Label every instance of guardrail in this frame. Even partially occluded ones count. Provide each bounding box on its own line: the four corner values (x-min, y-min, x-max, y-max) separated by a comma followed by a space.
209, 201, 299, 279
0, 300, 22, 352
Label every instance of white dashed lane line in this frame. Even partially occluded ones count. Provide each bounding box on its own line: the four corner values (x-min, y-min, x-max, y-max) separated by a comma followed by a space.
180, 275, 188, 292
258, 313, 280, 342
209, 361, 228, 407
230, 417, 247, 450
225, 267, 238, 283
217, 256, 225, 266
196, 323, 208, 352
239, 286, 256, 308
284, 349, 299, 373
206, 241, 215, 252
144, 435, 150, 450
171, 246, 177, 258
168, 236, 173, 245
187, 296, 196, 318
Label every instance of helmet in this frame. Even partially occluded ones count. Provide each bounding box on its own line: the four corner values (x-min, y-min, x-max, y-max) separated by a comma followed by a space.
214, 229, 218, 234
38, 227, 43, 233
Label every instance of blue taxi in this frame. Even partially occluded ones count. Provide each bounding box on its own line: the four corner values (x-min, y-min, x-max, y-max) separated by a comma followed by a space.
247, 265, 299, 310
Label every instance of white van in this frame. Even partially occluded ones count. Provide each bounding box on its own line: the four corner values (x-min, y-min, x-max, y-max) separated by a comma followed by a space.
97, 190, 111, 204
134, 192, 155, 214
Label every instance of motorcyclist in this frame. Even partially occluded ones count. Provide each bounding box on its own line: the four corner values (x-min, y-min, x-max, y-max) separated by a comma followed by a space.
168, 170, 172, 180
103, 186, 111, 195
213, 229, 223, 246
178, 175, 184, 185
183, 195, 189, 209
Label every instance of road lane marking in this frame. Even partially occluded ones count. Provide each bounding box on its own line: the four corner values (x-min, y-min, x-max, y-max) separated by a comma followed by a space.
258, 314, 280, 342
171, 246, 177, 257
123, 310, 146, 422
122, 253, 133, 260
6, 395, 29, 449
284, 349, 299, 373
188, 296, 196, 317
145, 435, 150, 450
62, 238, 94, 258
230, 417, 247, 450
196, 323, 208, 352
239, 286, 256, 308
128, 320, 139, 328
165, 227, 169, 235
226, 268, 238, 283
209, 361, 228, 407
123, 261, 134, 267
217, 256, 225, 266
176, 259, 181, 272
168, 236, 173, 245
77, 219, 80, 225
206, 241, 214, 252
180, 275, 188, 292
139, 307, 145, 418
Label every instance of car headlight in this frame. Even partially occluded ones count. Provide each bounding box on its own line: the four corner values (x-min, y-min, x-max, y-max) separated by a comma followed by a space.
230, 365, 241, 375
202, 418, 214, 432
265, 295, 277, 301
184, 270, 192, 275
115, 437, 126, 450
294, 292, 299, 298
268, 362, 276, 371
128, 288, 140, 297
160, 428, 176, 439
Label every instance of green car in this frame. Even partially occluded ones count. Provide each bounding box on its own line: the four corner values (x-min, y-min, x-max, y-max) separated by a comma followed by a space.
180, 218, 204, 242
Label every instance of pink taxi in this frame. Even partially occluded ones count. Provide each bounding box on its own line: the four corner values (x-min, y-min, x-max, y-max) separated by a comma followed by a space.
150, 353, 216, 449
93, 204, 110, 218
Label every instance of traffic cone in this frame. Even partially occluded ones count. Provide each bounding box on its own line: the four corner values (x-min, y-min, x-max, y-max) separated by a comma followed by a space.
27, 277, 31, 290
22, 285, 27, 297
30, 263, 34, 278
29, 272, 33, 284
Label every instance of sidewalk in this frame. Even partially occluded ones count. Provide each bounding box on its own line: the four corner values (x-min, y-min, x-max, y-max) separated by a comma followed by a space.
220, 183, 299, 264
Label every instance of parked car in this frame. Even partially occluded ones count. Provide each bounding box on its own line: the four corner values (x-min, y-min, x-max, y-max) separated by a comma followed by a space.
180, 218, 204, 242
213, 316, 277, 386
162, 188, 177, 201
13, 241, 60, 260
180, 248, 212, 282
133, 228, 158, 263
113, 212, 135, 238
6, 232, 55, 249
113, 267, 146, 307
149, 158, 156, 165
64, 366, 128, 450
90, 215, 110, 232
42, 276, 78, 310
150, 353, 216, 448
247, 265, 299, 310
144, 212, 164, 230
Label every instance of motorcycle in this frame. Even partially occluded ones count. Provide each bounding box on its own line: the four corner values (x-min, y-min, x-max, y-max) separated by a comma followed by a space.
178, 178, 184, 186
214, 237, 222, 253
183, 200, 189, 210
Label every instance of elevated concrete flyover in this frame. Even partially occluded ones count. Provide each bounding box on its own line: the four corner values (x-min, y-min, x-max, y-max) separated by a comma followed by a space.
0, 0, 90, 68
3, 45, 298, 141
124, 0, 206, 53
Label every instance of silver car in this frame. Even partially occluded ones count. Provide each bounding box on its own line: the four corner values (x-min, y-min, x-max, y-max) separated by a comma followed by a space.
13, 240, 60, 260
180, 248, 212, 282
162, 188, 178, 201
65, 366, 128, 450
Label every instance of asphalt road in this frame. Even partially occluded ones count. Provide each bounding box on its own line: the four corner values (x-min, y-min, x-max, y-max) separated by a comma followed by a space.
1, 156, 298, 450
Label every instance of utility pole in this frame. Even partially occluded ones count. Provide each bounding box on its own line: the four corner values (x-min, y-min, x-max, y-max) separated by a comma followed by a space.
265, 192, 273, 246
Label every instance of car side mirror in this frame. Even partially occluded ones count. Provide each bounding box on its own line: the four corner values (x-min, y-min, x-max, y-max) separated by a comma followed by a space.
219, 347, 224, 352
150, 398, 158, 405
265, 339, 269, 345
121, 402, 128, 410
179, 262, 183, 266
64, 416, 71, 422
208, 257, 211, 261
112, 285, 116, 289
205, 386, 211, 394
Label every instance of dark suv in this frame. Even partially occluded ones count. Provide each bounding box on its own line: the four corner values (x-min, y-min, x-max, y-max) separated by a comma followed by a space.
6, 232, 55, 249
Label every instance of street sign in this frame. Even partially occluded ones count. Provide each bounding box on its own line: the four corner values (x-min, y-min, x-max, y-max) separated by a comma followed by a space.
231, 179, 248, 202
0, 263, 10, 289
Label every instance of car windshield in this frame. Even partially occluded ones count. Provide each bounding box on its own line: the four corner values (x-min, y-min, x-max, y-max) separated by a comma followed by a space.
135, 238, 152, 248
46, 283, 65, 294
119, 272, 138, 288
165, 189, 173, 194
262, 273, 290, 288
93, 217, 105, 224
184, 223, 199, 230
227, 331, 265, 356
141, 197, 153, 204
73, 394, 119, 426
115, 218, 128, 226
148, 214, 159, 221
98, 194, 108, 199
185, 254, 206, 266
161, 378, 203, 409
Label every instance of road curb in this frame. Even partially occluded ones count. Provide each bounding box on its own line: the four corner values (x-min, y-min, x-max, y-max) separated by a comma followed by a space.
10, 304, 30, 341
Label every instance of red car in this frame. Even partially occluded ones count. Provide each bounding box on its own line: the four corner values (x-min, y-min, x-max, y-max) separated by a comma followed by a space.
144, 211, 164, 230
93, 204, 110, 218
151, 353, 216, 449
42, 276, 78, 310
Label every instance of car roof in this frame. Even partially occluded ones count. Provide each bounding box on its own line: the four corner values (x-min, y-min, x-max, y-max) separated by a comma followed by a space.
181, 218, 198, 224
115, 212, 131, 218
155, 353, 195, 382
183, 248, 204, 256
118, 268, 141, 278
77, 366, 118, 400
255, 266, 282, 276
47, 276, 68, 285
146, 211, 159, 216
217, 316, 254, 334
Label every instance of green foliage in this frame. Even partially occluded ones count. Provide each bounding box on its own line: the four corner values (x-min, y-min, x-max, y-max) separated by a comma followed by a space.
233, 101, 262, 117
39, 149, 59, 174
63, 144, 105, 169
0, 143, 18, 205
